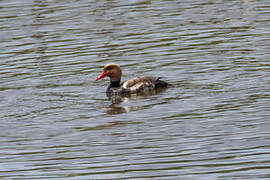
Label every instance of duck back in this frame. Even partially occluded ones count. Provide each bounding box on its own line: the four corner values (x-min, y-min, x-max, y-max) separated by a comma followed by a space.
122, 77, 168, 93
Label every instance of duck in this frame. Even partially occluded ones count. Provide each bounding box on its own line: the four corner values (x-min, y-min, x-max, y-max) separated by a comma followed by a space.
95, 63, 168, 95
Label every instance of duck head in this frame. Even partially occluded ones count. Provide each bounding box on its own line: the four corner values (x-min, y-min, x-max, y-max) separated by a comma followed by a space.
95, 63, 122, 82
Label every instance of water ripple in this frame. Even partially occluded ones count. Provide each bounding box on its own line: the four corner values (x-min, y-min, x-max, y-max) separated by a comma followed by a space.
0, 0, 270, 179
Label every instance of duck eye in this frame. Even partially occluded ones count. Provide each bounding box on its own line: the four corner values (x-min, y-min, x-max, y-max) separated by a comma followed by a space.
106, 66, 113, 70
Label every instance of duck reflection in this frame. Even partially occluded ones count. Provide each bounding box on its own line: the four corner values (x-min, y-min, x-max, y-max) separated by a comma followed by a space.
105, 88, 167, 115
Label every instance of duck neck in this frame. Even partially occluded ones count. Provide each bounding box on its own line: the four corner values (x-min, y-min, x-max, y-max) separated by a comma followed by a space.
108, 80, 121, 89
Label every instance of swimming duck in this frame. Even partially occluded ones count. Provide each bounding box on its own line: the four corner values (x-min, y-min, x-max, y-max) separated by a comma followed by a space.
95, 63, 168, 95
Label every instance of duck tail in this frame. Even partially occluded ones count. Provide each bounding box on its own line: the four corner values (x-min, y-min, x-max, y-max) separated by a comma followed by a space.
154, 77, 169, 88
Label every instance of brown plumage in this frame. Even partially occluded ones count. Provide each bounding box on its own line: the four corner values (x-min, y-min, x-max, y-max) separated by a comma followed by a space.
95, 63, 168, 95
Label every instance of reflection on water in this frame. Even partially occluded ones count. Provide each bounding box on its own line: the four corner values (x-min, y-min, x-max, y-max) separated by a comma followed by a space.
108, 87, 167, 102
107, 98, 153, 114
0, 0, 270, 179
106, 88, 168, 114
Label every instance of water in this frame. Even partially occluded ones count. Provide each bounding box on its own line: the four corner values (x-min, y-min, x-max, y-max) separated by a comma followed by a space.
0, 0, 270, 179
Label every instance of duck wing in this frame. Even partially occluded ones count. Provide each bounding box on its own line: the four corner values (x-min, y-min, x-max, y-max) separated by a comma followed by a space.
122, 77, 167, 93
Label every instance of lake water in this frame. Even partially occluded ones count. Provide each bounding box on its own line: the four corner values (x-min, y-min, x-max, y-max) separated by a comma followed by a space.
0, 0, 270, 179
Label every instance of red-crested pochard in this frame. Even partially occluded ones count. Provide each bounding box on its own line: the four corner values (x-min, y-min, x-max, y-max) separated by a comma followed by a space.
95, 63, 168, 95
